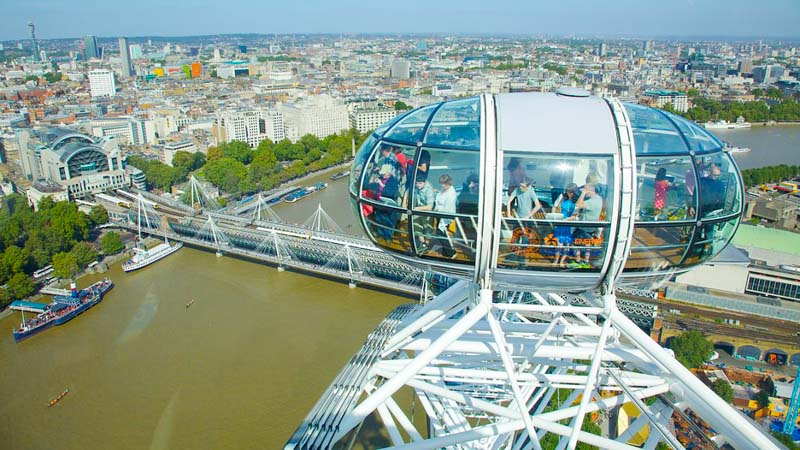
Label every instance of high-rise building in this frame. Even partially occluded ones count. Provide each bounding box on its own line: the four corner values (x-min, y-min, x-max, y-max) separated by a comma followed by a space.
28, 22, 40, 62
84, 35, 99, 60
642, 40, 651, 53
390, 60, 411, 79
88, 69, 116, 98
119, 37, 133, 77
129, 44, 143, 59
598, 42, 608, 57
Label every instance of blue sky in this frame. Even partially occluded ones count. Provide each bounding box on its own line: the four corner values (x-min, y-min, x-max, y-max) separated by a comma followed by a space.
2, 0, 799, 41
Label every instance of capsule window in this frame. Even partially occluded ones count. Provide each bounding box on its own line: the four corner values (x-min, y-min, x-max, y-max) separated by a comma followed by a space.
498, 154, 613, 271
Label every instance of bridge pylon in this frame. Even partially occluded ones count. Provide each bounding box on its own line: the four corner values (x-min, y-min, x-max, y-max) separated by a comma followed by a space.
303, 204, 343, 234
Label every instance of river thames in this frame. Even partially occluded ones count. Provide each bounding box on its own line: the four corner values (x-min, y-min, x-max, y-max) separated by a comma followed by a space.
0, 125, 798, 449
0, 174, 404, 450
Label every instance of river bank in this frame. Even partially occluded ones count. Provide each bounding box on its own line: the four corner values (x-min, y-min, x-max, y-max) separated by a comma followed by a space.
750, 122, 800, 127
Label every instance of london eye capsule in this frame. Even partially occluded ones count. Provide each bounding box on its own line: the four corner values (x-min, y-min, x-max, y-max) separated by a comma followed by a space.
349, 91, 743, 292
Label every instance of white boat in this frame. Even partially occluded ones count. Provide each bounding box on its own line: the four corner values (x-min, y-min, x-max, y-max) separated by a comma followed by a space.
122, 241, 183, 272
704, 119, 752, 130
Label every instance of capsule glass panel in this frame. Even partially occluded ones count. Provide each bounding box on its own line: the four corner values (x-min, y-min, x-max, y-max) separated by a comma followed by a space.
383, 104, 438, 144
423, 98, 481, 150
350, 134, 378, 196
361, 202, 410, 253
665, 111, 723, 154
408, 148, 480, 263
683, 217, 738, 266
413, 213, 476, 263
696, 153, 741, 220
498, 154, 613, 271
636, 156, 695, 222
624, 103, 688, 155
625, 224, 692, 271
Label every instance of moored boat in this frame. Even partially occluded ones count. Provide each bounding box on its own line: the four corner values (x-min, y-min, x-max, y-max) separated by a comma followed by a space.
283, 182, 328, 203
704, 118, 752, 130
13, 279, 114, 342
330, 170, 350, 180
122, 241, 183, 272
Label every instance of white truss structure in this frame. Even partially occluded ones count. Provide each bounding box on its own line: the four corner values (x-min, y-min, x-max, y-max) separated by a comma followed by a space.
288, 283, 777, 450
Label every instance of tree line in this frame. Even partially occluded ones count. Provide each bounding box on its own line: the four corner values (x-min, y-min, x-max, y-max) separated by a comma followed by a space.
0, 195, 113, 303
672, 88, 800, 124
741, 164, 800, 187
127, 129, 367, 196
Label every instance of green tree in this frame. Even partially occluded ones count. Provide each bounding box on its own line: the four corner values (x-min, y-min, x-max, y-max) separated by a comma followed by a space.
3, 245, 28, 275
248, 148, 279, 188
712, 379, 734, 403
193, 152, 206, 170
100, 232, 125, 255
223, 141, 254, 164
52, 252, 79, 279
394, 101, 411, 110
206, 145, 224, 161
754, 389, 771, 408
772, 431, 800, 449
43, 72, 62, 83
203, 157, 248, 193
171, 151, 197, 176
88, 205, 109, 226
6, 272, 34, 299
668, 331, 713, 368
70, 242, 98, 269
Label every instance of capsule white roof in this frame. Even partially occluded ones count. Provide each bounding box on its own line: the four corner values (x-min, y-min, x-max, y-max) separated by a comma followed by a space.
497, 92, 619, 155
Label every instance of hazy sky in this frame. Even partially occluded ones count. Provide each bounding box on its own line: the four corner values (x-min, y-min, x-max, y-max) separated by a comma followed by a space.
2, 0, 799, 41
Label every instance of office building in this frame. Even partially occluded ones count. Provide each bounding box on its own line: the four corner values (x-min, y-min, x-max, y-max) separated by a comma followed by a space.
279, 96, 349, 140
161, 140, 198, 166
88, 69, 116, 98
90, 117, 155, 146
213, 110, 284, 148
119, 37, 133, 77
598, 42, 608, 57
350, 107, 397, 133
84, 35, 98, 60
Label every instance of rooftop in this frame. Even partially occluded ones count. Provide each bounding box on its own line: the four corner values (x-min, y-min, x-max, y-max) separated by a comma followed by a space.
732, 225, 800, 256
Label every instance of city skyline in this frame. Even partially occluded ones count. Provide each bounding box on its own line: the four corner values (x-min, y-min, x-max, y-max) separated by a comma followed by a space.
3, 0, 800, 41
